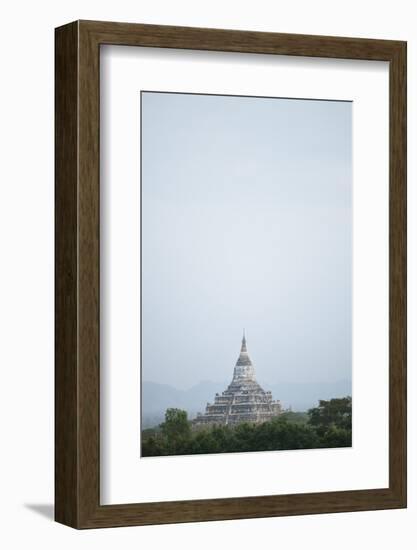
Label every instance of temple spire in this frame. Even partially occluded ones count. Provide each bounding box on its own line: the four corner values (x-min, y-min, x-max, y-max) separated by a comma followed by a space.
233, 329, 255, 381
241, 329, 247, 352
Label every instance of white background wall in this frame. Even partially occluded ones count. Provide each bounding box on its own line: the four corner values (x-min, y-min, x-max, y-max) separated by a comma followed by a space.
0, 0, 415, 548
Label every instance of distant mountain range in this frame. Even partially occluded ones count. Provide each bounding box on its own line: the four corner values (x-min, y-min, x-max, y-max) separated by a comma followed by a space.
142, 379, 351, 428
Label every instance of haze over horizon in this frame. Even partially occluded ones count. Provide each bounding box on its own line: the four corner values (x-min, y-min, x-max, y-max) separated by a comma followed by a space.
141, 92, 352, 392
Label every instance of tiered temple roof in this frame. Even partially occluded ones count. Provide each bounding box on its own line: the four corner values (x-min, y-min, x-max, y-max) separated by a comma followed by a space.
194, 332, 282, 427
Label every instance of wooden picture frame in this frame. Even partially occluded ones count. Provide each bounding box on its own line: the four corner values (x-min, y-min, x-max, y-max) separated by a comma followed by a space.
55, 20, 407, 529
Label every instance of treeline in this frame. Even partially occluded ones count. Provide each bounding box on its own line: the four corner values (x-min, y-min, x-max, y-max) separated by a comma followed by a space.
141, 396, 352, 457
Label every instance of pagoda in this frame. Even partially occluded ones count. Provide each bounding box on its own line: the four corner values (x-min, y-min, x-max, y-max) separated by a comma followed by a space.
194, 332, 282, 426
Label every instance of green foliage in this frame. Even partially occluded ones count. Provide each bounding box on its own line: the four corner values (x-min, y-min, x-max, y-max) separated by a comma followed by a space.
141, 435, 164, 456
308, 396, 352, 446
157, 408, 191, 454
277, 411, 309, 424
141, 397, 352, 457
160, 408, 191, 439
320, 425, 351, 448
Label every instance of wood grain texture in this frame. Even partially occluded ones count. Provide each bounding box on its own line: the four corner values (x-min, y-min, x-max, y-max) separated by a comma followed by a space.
388, 42, 407, 503
55, 21, 79, 527
55, 20, 407, 529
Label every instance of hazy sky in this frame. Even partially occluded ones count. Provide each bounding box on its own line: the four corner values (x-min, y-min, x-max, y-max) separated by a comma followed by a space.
141, 91, 352, 390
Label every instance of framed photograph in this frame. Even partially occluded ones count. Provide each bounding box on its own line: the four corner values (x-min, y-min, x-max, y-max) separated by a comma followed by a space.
55, 20, 406, 528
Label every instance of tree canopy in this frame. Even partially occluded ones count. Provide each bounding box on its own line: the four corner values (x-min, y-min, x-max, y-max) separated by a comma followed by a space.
142, 397, 352, 457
